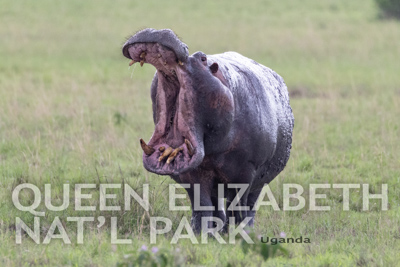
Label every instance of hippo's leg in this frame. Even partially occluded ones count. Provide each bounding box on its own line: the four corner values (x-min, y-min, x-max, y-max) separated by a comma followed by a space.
179, 170, 215, 234
185, 185, 215, 234
224, 186, 251, 230
211, 196, 226, 226
245, 188, 263, 227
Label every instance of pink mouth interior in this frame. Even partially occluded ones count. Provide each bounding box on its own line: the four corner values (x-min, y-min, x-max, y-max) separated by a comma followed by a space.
126, 43, 204, 175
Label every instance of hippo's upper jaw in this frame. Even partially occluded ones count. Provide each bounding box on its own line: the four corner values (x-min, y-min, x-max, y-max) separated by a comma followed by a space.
122, 29, 207, 176
123, 28, 189, 64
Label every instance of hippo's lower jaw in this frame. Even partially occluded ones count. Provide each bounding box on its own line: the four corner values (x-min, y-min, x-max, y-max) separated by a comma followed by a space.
141, 139, 205, 176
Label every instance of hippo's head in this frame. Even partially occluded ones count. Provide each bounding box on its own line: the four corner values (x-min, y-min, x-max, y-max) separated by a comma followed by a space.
122, 28, 234, 176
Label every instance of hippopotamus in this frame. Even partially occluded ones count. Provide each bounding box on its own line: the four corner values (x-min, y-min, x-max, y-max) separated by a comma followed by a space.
122, 28, 294, 233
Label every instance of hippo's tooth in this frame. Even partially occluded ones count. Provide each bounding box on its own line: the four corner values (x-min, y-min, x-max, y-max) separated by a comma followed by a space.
159, 146, 165, 152
140, 139, 155, 156
129, 60, 136, 66
185, 139, 195, 156
178, 60, 184, 66
139, 52, 146, 66
159, 147, 173, 162
166, 148, 183, 164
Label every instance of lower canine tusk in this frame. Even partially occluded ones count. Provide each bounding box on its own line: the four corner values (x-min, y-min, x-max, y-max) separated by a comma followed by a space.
185, 139, 195, 156
129, 60, 136, 66
140, 139, 155, 156
140, 60, 144, 67
166, 148, 183, 164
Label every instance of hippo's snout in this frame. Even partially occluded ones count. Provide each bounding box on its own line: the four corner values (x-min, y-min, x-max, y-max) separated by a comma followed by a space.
122, 28, 189, 63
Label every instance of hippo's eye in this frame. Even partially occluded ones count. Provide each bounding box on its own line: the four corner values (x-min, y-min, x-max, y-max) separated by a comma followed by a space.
201, 56, 207, 62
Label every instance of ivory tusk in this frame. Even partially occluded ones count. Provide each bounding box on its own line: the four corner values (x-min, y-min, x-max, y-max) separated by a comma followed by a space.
185, 139, 195, 156
140, 139, 155, 156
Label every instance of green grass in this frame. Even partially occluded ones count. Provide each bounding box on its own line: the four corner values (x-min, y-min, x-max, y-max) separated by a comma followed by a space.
1, 0, 400, 266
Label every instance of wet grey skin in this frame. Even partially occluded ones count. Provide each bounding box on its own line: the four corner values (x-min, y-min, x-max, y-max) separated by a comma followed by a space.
122, 28, 294, 233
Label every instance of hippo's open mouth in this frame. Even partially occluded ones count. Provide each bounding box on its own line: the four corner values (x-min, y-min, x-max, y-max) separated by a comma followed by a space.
122, 29, 204, 176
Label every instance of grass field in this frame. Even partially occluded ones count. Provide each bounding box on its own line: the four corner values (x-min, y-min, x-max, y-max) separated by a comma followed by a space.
1, 0, 400, 266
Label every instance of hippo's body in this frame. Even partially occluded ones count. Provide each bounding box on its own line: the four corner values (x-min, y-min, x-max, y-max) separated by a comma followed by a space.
123, 29, 294, 233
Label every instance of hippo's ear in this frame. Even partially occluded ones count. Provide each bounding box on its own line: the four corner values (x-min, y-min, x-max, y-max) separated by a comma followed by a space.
210, 63, 219, 74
